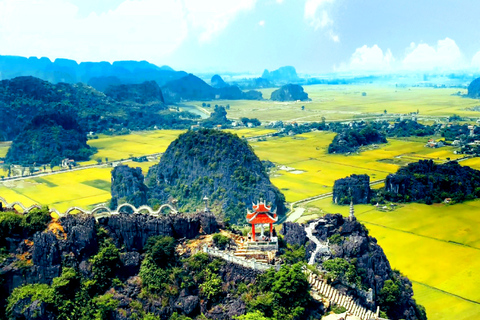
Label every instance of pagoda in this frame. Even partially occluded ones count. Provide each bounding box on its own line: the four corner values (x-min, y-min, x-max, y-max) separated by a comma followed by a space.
246, 200, 278, 241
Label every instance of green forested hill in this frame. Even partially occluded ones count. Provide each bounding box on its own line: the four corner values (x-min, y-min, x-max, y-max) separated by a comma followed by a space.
5, 113, 96, 165
0, 76, 196, 145
145, 129, 286, 223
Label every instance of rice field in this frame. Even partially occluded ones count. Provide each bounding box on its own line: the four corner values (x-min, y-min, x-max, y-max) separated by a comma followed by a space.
250, 131, 461, 202
0, 159, 160, 212
300, 196, 480, 320
213, 85, 480, 122
87, 130, 186, 162
0, 141, 10, 158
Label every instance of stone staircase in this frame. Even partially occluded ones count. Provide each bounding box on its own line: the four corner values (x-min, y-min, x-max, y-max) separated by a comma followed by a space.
306, 270, 380, 320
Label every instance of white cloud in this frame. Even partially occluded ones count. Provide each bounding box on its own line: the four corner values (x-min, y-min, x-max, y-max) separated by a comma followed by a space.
304, 0, 335, 30
183, 0, 257, 43
329, 30, 339, 43
402, 38, 465, 71
347, 45, 394, 71
259, 20, 265, 27
472, 51, 480, 69
0, 0, 188, 62
0, 0, 256, 62
338, 38, 477, 73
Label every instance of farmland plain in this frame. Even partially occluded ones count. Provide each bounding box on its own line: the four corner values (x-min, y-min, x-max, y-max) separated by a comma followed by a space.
193, 85, 480, 122
249, 131, 462, 202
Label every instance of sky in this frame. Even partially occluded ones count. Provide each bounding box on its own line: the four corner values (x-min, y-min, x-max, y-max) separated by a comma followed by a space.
1, 0, 480, 74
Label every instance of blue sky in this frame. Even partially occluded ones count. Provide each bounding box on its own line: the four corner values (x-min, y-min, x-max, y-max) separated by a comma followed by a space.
1, 0, 480, 74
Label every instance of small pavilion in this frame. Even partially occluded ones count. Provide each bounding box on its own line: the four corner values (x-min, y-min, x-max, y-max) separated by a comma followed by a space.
246, 200, 278, 241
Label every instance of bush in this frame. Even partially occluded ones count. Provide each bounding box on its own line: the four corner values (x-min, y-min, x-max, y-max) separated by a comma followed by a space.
0, 212, 23, 246
6, 284, 55, 319
280, 244, 306, 264
199, 269, 222, 301
144, 236, 177, 268
212, 233, 230, 250
323, 258, 361, 286
22, 206, 51, 235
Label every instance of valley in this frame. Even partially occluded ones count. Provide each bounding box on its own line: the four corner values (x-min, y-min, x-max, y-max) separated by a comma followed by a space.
2, 83, 480, 319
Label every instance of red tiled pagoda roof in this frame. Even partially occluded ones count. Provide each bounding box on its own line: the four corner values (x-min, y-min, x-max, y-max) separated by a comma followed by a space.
247, 212, 277, 224
246, 201, 277, 224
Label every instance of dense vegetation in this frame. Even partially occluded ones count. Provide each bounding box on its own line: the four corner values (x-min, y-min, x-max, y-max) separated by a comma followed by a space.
203, 105, 232, 128
0, 76, 198, 145
386, 120, 435, 137
270, 84, 309, 101
5, 113, 96, 165
145, 129, 286, 223
328, 126, 387, 154
104, 81, 165, 104
161, 74, 262, 104
0, 206, 51, 248
384, 160, 480, 204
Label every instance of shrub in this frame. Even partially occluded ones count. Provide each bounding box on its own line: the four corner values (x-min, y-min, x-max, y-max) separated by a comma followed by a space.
212, 233, 230, 250
144, 236, 177, 268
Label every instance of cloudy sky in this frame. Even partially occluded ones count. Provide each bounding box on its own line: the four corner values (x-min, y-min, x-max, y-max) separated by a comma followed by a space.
1, 0, 480, 74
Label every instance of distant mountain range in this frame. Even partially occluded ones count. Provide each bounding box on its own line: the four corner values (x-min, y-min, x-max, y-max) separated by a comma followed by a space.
0, 55, 186, 88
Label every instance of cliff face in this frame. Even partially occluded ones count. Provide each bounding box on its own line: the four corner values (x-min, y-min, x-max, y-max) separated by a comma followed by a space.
281, 214, 424, 320
0, 212, 220, 318
99, 212, 218, 251
270, 83, 309, 101
110, 165, 148, 209
0, 215, 99, 307
146, 129, 286, 223
333, 174, 372, 205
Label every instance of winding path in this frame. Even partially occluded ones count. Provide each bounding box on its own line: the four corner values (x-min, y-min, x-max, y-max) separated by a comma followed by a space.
305, 219, 330, 265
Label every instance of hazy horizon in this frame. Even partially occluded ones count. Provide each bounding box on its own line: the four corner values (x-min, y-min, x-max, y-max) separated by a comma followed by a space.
1, 0, 480, 74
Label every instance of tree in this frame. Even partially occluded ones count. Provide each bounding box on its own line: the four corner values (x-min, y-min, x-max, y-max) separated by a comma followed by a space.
250, 263, 310, 320
199, 269, 222, 300
90, 242, 120, 293
144, 236, 177, 268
